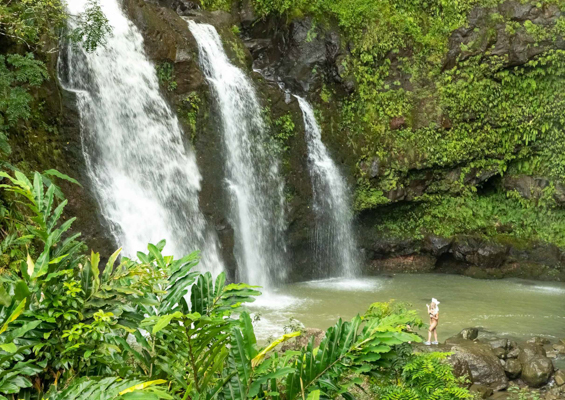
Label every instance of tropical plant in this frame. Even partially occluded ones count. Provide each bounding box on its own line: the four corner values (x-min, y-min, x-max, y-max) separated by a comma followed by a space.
0, 169, 173, 397
0, 168, 471, 400
373, 353, 472, 400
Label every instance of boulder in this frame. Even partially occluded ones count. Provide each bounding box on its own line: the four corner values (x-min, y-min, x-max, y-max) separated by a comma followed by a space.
507, 346, 520, 359
447, 353, 474, 385
521, 355, 554, 388
248, 16, 346, 94
493, 348, 507, 359
546, 350, 558, 359
554, 370, 565, 386
450, 342, 508, 391
505, 358, 522, 379
527, 337, 551, 346
518, 343, 547, 365
459, 328, 479, 341
424, 235, 453, 257
469, 383, 493, 398
553, 344, 565, 355
490, 339, 509, 350
451, 236, 508, 268
368, 255, 436, 274
545, 386, 565, 400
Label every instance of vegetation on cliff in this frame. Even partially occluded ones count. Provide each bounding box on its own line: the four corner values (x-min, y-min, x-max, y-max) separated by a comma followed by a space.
0, 0, 111, 169
200, 0, 565, 253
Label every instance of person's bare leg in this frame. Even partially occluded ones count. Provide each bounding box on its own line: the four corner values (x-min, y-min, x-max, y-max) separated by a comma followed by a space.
434, 329, 438, 343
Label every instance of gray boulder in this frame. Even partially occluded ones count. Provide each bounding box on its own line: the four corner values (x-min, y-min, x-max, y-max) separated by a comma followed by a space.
518, 343, 546, 365
554, 369, 565, 386
521, 355, 554, 388
527, 337, 551, 346
490, 338, 509, 350
507, 346, 520, 359
469, 383, 493, 399
459, 328, 479, 341
553, 344, 565, 355
505, 358, 522, 379
450, 342, 508, 391
493, 348, 507, 359
424, 235, 453, 256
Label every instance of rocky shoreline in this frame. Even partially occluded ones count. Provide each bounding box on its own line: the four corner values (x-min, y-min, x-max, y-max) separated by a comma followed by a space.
359, 232, 565, 283
416, 329, 565, 399
288, 327, 565, 399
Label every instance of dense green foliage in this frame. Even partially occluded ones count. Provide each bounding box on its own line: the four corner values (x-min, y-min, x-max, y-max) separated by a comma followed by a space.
0, 168, 471, 399
373, 353, 471, 400
0, 0, 111, 167
378, 192, 565, 246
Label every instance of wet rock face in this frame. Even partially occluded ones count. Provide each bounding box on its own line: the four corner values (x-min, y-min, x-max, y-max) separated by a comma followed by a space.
359, 221, 565, 280
367, 255, 436, 274
153, 0, 201, 14
503, 174, 565, 206
12, 43, 116, 258
243, 16, 349, 94
452, 237, 509, 269
445, 1, 564, 70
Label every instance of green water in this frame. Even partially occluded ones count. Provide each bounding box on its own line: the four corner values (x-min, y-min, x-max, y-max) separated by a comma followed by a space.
249, 274, 565, 343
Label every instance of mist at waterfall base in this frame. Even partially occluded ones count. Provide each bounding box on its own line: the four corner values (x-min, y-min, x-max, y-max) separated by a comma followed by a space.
59, 0, 223, 276
188, 21, 287, 289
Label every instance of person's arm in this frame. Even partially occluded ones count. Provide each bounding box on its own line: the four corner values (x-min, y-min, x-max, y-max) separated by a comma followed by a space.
432, 312, 439, 321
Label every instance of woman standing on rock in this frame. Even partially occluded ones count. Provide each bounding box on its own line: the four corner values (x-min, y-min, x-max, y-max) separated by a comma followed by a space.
424, 298, 440, 345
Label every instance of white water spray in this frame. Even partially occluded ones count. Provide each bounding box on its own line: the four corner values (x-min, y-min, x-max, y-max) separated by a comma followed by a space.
187, 21, 287, 288
60, 0, 223, 275
296, 97, 359, 278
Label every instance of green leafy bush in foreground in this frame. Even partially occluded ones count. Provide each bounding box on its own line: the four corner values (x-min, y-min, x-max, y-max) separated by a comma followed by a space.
0, 169, 470, 399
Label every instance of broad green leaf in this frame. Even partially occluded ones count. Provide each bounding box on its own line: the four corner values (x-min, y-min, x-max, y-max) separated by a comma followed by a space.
0, 286, 10, 307
248, 368, 296, 397
119, 379, 167, 395
151, 312, 184, 334
306, 390, 320, 400
0, 299, 26, 334
43, 169, 82, 186
0, 343, 17, 353
103, 247, 122, 281
252, 331, 300, 367
147, 244, 165, 269
14, 280, 30, 301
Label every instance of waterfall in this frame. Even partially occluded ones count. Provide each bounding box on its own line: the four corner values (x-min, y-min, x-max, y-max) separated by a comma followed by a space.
59, 0, 223, 275
187, 21, 287, 288
296, 97, 359, 278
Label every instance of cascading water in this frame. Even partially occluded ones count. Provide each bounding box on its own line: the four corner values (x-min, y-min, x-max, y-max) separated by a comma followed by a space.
296, 97, 359, 278
187, 21, 287, 288
59, 0, 223, 275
